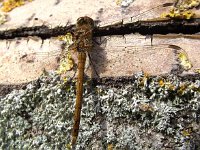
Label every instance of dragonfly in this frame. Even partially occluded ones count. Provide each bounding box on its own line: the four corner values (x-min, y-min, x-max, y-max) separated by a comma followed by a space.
68, 16, 94, 147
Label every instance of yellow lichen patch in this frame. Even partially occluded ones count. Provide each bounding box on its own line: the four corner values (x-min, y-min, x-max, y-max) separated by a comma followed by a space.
55, 33, 75, 83
194, 68, 200, 74
182, 10, 195, 19
158, 78, 176, 90
56, 33, 74, 76
0, 13, 7, 25
189, 0, 200, 8
168, 84, 175, 91
108, 144, 114, 150
115, 0, 122, 5
139, 72, 149, 87
178, 0, 200, 10
57, 33, 73, 46
178, 52, 192, 71
1, 0, 33, 12
56, 52, 74, 75
177, 83, 187, 95
66, 143, 72, 150
139, 103, 154, 112
182, 127, 193, 137
161, 9, 195, 19
158, 79, 165, 87
187, 83, 200, 92
160, 0, 199, 20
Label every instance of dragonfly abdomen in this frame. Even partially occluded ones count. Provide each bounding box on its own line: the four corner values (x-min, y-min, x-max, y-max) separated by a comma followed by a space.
71, 51, 86, 145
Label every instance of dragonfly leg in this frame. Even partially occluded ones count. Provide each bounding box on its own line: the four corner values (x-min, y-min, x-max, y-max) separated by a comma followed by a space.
144, 35, 154, 46
40, 39, 44, 49
93, 37, 107, 46
150, 35, 153, 46
67, 68, 77, 82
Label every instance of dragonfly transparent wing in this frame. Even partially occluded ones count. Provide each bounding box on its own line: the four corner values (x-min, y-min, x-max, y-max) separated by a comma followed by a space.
123, 2, 174, 23
14, 47, 62, 67
89, 36, 191, 77
100, 2, 174, 26
14, 35, 192, 78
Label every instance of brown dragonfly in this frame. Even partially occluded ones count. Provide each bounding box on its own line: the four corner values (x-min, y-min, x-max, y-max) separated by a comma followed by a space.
68, 16, 94, 147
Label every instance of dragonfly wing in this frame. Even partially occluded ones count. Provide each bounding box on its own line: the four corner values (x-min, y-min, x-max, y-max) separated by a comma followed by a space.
91, 35, 192, 77
99, 2, 173, 26
126, 2, 174, 22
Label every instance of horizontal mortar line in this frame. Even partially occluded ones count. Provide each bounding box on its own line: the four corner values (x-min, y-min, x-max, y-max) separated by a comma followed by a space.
1, 74, 200, 89
93, 73, 200, 86
153, 34, 200, 39
0, 18, 200, 39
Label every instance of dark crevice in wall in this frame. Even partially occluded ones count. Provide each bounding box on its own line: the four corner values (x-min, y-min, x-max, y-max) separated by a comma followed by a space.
0, 19, 199, 39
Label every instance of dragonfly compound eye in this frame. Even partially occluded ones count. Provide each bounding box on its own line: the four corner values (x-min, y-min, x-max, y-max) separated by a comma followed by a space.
76, 16, 94, 28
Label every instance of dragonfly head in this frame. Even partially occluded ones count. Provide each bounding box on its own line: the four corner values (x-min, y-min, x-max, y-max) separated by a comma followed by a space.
76, 16, 94, 28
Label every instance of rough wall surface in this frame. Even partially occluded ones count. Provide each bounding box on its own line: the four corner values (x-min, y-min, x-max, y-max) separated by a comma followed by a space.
0, 0, 200, 149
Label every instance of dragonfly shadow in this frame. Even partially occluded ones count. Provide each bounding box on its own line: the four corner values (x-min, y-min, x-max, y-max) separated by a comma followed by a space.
88, 37, 108, 79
